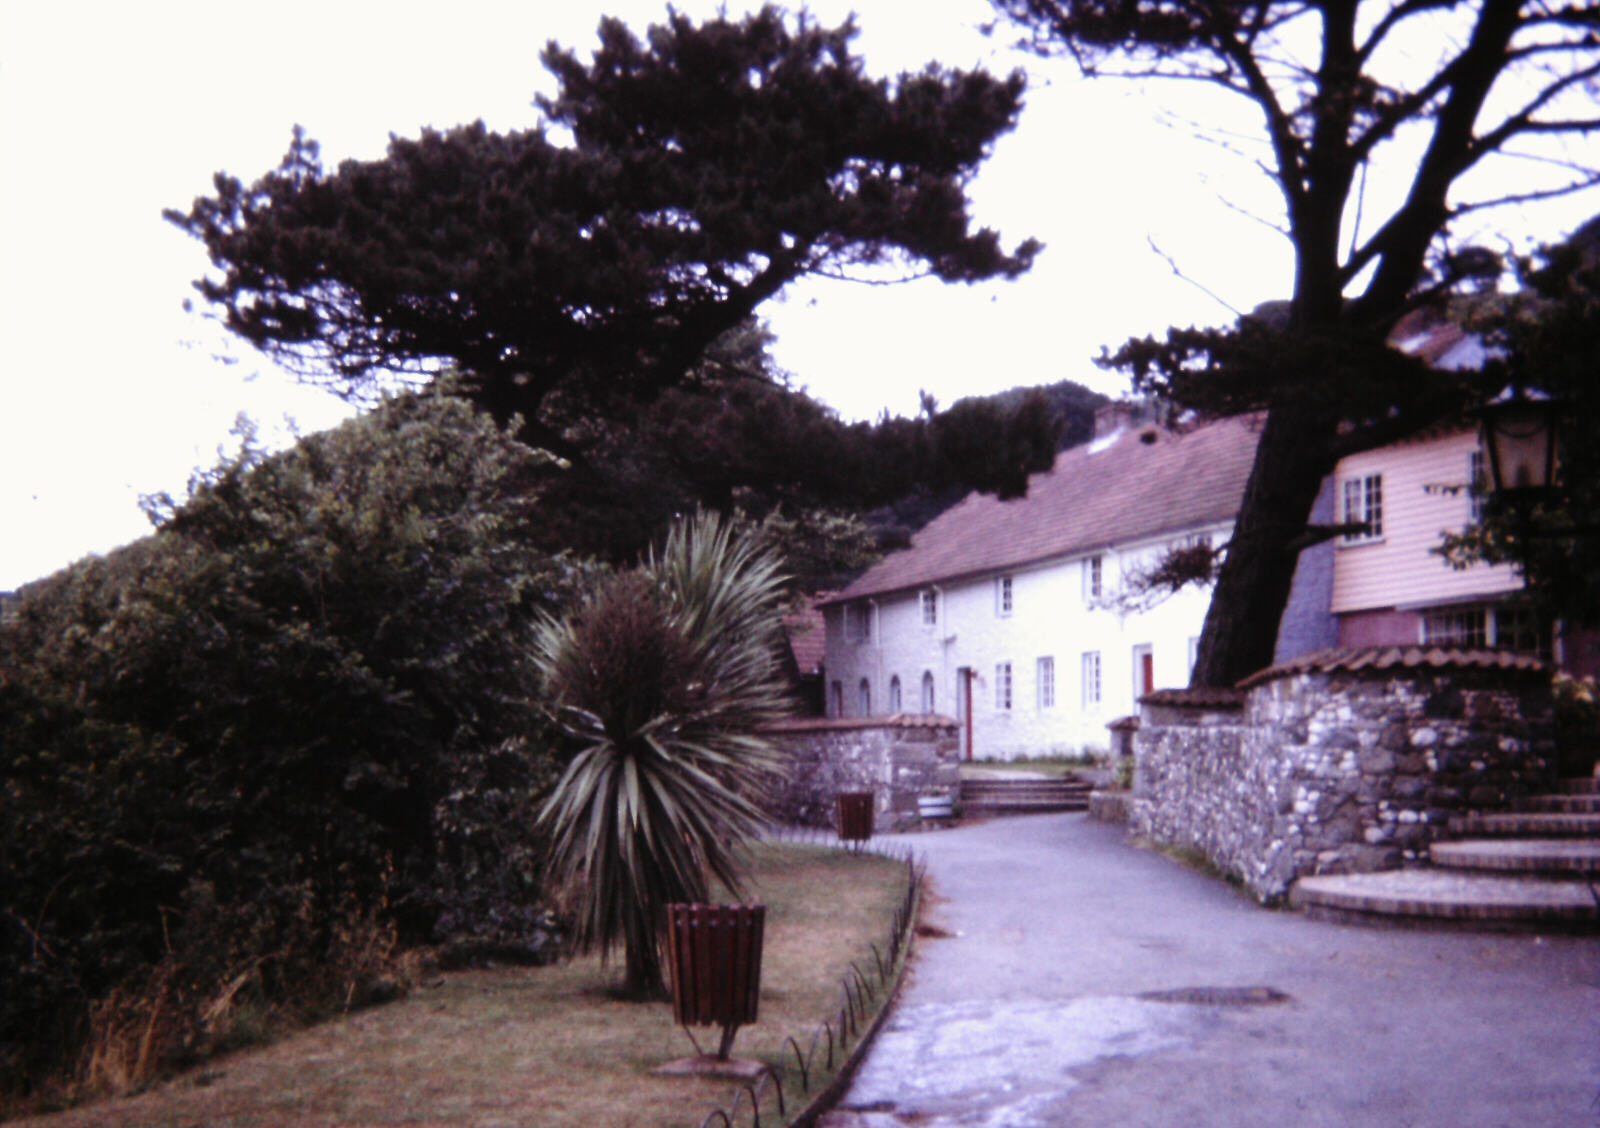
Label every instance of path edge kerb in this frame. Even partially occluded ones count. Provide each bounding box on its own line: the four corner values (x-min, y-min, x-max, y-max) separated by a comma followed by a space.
787, 863, 925, 1128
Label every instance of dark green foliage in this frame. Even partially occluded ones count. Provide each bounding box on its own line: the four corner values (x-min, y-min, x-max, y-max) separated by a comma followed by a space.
995, 0, 1600, 687
167, 7, 1038, 467
533, 514, 791, 999
0, 393, 565, 1086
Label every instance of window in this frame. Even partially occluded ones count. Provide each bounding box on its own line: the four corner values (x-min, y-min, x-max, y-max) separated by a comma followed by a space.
1340, 473, 1384, 543
921, 671, 935, 714
829, 681, 843, 718
1081, 651, 1102, 707
995, 662, 1013, 710
858, 678, 872, 716
1084, 555, 1103, 602
1422, 605, 1547, 655
888, 675, 902, 714
920, 588, 938, 627
1468, 449, 1487, 525
845, 603, 873, 643
996, 575, 1014, 617
1037, 656, 1055, 709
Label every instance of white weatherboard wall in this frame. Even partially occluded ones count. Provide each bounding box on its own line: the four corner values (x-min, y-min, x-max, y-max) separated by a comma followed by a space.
823, 523, 1229, 760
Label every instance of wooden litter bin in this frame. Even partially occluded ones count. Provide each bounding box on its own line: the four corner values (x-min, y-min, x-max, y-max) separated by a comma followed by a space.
837, 791, 875, 844
664, 902, 765, 1061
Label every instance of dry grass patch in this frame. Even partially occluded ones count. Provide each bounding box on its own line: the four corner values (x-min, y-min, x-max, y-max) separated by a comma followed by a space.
10, 842, 907, 1128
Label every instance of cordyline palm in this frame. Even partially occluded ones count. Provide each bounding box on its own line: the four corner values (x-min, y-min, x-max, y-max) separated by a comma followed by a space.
533, 513, 791, 999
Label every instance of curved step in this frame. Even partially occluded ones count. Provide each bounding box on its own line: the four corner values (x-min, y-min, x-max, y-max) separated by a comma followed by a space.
1515, 794, 1600, 813
1290, 870, 1599, 929
1451, 811, 1600, 837
1430, 838, 1600, 875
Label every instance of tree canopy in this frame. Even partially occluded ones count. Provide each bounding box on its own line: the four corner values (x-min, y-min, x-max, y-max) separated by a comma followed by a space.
995, 0, 1600, 686
167, 7, 1039, 470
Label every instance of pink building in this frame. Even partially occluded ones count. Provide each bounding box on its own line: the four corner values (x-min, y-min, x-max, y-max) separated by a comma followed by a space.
1329, 422, 1596, 676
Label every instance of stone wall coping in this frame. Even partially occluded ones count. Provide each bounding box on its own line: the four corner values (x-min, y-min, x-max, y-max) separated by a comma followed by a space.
1139, 687, 1247, 709
762, 713, 959, 735
1107, 715, 1141, 732
1236, 645, 1549, 689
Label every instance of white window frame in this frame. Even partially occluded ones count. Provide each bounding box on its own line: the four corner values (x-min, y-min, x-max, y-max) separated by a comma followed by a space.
858, 678, 871, 716
1037, 656, 1055, 710
888, 675, 902, 714
1468, 449, 1487, 525
996, 575, 1014, 618
1084, 555, 1103, 602
845, 602, 874, 644
1340, 473, 1384, 544
920, 588, 939, 628
920, 671, 936, 714
995, 662, 1013, 711
1082, 651, 1102, 708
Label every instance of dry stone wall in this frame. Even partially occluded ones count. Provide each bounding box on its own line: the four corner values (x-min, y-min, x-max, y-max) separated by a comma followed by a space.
765, 716, 961, 832
1130, 651, 1556, 902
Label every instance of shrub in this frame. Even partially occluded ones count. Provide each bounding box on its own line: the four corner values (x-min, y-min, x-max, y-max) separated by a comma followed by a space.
0, 392, 572, 1093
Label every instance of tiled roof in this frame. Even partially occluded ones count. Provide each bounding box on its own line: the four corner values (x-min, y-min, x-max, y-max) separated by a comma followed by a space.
1237, 645, 1549, 688
826, 412, 1264, 603
781, 592, 832, 675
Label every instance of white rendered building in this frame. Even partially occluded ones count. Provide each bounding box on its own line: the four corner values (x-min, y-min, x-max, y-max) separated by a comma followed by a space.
820, 409, 1262, 759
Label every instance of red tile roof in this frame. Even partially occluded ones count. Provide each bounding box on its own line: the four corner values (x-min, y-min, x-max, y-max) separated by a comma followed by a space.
781, 592, 831, 675
826, 412, 1264, 603
1237, 645, 1549, 688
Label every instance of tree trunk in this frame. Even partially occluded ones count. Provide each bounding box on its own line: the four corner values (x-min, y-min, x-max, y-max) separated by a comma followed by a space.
622, 933, 668, 1001
1190, 406, 1335, 688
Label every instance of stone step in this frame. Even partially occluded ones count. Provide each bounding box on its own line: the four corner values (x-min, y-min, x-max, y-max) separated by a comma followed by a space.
958, 777, 1090, 814
1430, 838, 1600, 875
1451, 811, 1600, 837
1515, 793, 1600, 813
1290, 870, 1599, 930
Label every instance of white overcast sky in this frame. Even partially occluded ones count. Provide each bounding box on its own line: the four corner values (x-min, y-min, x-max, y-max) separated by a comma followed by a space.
1, 1, 1595, 590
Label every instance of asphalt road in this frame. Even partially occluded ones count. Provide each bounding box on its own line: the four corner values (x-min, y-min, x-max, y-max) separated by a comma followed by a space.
820, 812, 1600, 1128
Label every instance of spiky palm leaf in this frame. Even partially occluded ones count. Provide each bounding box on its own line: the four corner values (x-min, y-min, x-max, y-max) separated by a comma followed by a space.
533, 513, 791, 997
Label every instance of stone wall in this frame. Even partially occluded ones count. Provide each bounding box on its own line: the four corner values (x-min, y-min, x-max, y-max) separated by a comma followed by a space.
1130, 649, 1556, 902
765, 715, 961, 832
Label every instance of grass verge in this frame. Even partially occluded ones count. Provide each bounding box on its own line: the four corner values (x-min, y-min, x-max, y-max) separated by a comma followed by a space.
8, 842, 908, 1128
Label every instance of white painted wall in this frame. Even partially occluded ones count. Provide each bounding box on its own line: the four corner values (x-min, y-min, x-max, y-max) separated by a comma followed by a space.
823, 521, 1229, 759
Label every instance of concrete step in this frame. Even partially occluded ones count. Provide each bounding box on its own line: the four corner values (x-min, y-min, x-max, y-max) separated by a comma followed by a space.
1451, 811, 1600, 837
1430, 838, 1600, 876
1290, 869, 1599, 930
959, 777, 1091, 814
1515, 793, 1600, 813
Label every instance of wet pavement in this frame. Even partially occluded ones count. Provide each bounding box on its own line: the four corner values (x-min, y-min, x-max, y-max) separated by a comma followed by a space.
820, 813, 1600, 1128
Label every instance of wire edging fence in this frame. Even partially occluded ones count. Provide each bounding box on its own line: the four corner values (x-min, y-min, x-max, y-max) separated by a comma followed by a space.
690, 826, 925, 1128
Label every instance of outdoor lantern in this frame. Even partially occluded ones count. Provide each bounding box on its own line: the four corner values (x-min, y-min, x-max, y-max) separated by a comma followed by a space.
1477, 384, 1559, 502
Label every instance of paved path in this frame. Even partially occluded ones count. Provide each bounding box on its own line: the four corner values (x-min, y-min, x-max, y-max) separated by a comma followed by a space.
821, 813, 1600, 1128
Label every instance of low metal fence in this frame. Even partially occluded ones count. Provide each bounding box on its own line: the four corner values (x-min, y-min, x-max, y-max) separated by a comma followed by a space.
690, 827, 924, 1128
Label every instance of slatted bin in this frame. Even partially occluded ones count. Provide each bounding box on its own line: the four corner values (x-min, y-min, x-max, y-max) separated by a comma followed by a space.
665, 903, 765, 1030
837, 791, 875, 843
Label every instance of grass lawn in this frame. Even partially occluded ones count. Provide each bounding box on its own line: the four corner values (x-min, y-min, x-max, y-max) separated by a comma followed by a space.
12, 842, 911, 1128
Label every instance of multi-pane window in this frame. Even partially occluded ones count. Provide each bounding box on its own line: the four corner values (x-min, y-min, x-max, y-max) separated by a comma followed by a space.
888, 675, 903, 714
858, 678, 872, 716
920, 588, 938, 627
995, 662, 1013, 710
845, 603, 873, 643
1081, 651, 1102, 707
921, 671, 936, 714
1341, 474, 1384, 543
1037, 656, 1055, 709
996, 575, 1014, 617
1422, 605, 1546, 655
1084, 555, 1103, 602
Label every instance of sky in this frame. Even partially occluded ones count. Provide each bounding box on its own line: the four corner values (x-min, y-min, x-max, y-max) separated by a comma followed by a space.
1, 1, 1595, 591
